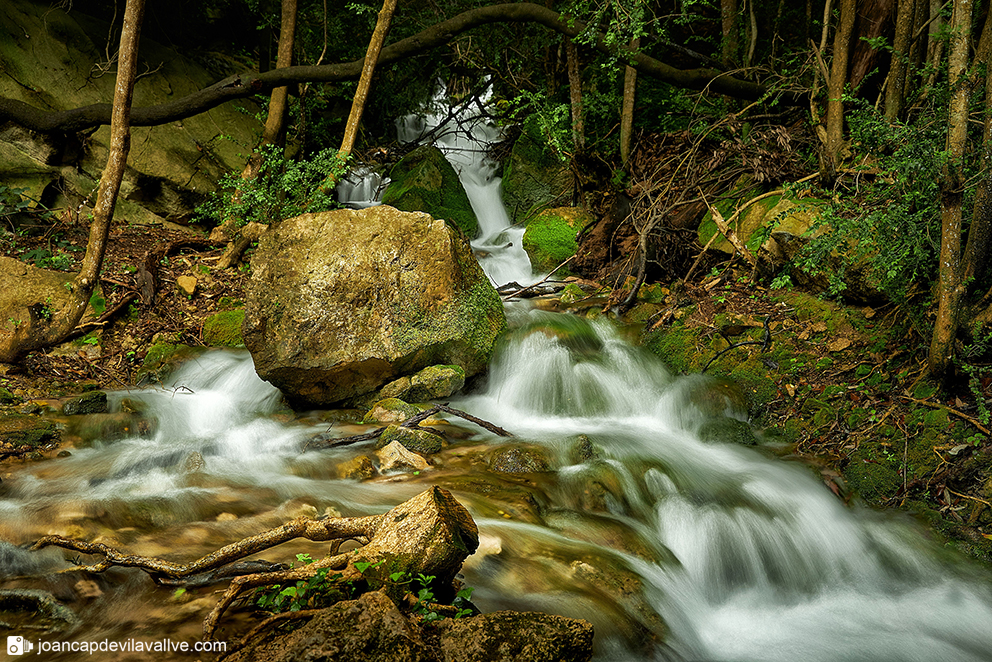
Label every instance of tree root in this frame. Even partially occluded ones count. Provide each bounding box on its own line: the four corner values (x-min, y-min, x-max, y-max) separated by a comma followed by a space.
32, 486, 479, 640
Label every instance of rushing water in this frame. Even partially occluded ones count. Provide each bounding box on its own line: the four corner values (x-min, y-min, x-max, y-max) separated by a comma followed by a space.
3, 96, 992, 661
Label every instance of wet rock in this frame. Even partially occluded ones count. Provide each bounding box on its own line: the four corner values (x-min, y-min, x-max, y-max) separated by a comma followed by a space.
437, 610, 594, 662
182, 451, 206, 473
407, 364, 466, 401
489, 444, 554, 474
376, 425, 444, 455
376, 440, 430, 472
73, 580, 102, 601
0, 589, 80, 634
568, 434, 599, 463
501, 117, 574, 226
364, 398, 422, 424
62, 391, 108, 415
224, 590, 594, 662
243, 207, 505, 408
379, 375, 413, 401
335, 455, 376, 480
136, 343, 207, 385
522, 207, 594, 274
69, 412, 155, 445
225, 591, 432, 662
0, 413, 59, 448
698, 417, 758, 446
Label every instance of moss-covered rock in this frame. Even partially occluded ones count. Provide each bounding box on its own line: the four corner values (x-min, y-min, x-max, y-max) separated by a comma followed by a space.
0, 414, 59, 448
489, 444, 554, 474
62, 391, 108, 415
501, 118, 573, 225
408, 364, 466, 401
202, 309, 245, 347
136, 343, 207, 385
522, 207, 594, 273
364, 398, 422, 425
381, 145, 478, 237
376, 424, 444, 455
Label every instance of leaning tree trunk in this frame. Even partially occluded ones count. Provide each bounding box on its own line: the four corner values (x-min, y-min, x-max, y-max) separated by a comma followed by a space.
620, 38, 639, 166
0, 0, 144, 363
929, 0, 972, 378
322, 0, 398, 195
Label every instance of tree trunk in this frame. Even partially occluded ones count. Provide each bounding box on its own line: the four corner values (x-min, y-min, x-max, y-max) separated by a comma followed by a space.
722, 0, 740, 67
336, 0, 398, 163
620, 38, 639, 166
0, 0, 144, 363
242, 0, 298, 182
962, 11, 992, 285
929, 0, 972, 377
886, 0, 915, 121
924, 0, 947, 94
213, 0, 298, 270
566, 39, 585, 153
822, 0, 856, 185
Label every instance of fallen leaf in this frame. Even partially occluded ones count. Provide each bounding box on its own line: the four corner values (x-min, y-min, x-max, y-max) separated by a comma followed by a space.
812, 321, 828, 333
863, 307, 876, 319
948, 444, 971, 455
785, 384, 796, 397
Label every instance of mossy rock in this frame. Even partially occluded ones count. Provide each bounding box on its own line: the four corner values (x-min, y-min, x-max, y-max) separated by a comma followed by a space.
501, 116, 573, 225
522, 207, 594, 273
202, 309, 245, 347
62, 391, 108, 415
698, 418, 758, 446
68, 412, 156, 445
381, 145, 478, 237
136, 343, 207, 385
375, 424, 443, 455
0, 387, 17, 405
0, 414, 59, 447
845, 446, 902, 503
489, 444, 554, 474
363, 398, 422, 425
407, 364, 466, 401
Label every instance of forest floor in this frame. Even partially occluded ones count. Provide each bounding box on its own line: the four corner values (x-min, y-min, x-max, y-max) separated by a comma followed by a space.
2, 216, 992, 565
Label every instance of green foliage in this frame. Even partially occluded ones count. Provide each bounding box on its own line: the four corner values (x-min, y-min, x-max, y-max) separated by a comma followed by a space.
793, 100, 949, 306
0, 184, 55, 226
254, 553, 348, 613
196, 144, 346, 228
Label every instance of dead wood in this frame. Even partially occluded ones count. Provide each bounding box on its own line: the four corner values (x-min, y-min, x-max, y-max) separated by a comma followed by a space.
32, 486, 479, 639
304, 403, 512, 450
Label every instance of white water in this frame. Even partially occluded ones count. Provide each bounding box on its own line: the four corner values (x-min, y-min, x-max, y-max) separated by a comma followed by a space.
396, 92, 536, 287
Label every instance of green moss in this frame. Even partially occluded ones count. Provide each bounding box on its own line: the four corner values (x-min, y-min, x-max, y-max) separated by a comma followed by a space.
501, 117, 572, 224
522, 208, 593, 273
381, 145, 478, 237
845, 446, 902, 502
913, 381, 939, 399
137, 343, 206, 384
202, 309, 245, 347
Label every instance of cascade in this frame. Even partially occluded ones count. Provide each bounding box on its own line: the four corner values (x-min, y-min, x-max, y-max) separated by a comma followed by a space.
3, 91, 992, 662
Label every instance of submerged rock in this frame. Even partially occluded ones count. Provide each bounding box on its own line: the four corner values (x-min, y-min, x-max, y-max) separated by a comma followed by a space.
244, 207, 505, 407
376, 440, 431, 472
489, 444, 554, 474
0, 589, 80, 634
62, 391, 108, 415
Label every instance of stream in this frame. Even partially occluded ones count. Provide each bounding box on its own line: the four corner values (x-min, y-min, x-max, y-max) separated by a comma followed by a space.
3, 99, 992, 661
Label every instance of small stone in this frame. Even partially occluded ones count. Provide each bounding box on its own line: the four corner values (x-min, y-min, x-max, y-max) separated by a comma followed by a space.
177, 275, 197, 296
375, 440, 430, 472
215, 513, 238, 522
57, 450, 71, 458
407, 365, 466, 401
74, 580, 102, 600
489, 445, 553, 474
336, 455, 376, 480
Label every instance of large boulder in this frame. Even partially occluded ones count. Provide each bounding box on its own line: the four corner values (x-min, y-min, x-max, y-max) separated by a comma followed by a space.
522, 206, 595, 274
0, 0, 259, 226
243, 206, 505, 407
381, 145, 479, 237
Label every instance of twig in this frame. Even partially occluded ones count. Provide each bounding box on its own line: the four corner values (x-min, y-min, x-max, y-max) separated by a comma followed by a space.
897, 395, 992, 436
501, 256, 575, 299
701, 315, 772, 373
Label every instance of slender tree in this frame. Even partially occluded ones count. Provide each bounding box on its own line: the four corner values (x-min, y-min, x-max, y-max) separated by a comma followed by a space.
620, 37, 639, 165
822, 0, 856, 185
885, 0, 915, 121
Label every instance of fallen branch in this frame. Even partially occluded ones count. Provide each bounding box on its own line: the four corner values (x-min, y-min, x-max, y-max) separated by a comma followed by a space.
897, 395, 992, 436
304, 403, 512, 450
33, 486, 479, 639
501, 256, 575, 299
701, 315, 772, 373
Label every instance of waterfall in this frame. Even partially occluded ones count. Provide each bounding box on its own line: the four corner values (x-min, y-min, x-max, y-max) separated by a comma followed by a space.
396, 90, 536, 287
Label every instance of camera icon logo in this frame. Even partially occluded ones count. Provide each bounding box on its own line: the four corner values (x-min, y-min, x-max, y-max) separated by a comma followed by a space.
7, 635, 34, 655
